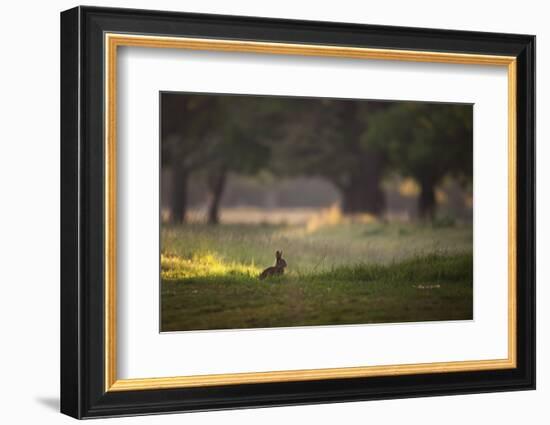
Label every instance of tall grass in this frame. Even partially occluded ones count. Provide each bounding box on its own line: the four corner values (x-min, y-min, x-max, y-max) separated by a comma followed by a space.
162, 221, 472, 273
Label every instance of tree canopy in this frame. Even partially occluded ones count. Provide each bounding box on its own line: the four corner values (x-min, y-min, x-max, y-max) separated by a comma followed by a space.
365, 102, 472, 218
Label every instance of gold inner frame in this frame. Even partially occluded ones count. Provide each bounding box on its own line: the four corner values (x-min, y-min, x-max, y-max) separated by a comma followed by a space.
104, 33, 518, 392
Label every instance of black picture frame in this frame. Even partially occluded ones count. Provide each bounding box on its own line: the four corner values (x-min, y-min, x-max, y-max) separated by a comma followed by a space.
61, 5, 535, 419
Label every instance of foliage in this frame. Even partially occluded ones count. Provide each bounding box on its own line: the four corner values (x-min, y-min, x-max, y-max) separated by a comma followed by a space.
267, 99, 391, 213
162, 94, 271, 223
162, 93, 473, 221
365, 102, 473, 218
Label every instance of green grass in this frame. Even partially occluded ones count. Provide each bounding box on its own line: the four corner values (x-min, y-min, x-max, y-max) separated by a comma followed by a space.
161, 222, 473, 331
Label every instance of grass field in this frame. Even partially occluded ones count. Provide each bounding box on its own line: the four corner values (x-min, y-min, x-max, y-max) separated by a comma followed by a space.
160, 218, 473, 331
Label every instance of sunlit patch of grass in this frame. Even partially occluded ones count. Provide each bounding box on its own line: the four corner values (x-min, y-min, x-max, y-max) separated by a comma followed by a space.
161, 252, 261, 281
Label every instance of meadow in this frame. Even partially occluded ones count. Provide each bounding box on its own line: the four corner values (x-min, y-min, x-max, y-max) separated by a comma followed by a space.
160, 211, 473, 332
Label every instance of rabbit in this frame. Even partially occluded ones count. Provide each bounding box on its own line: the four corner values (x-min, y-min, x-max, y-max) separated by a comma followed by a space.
259, 250, 287, 280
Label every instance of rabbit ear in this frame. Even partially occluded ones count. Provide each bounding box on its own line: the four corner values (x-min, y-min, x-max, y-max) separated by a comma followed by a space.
276, 250, 281, 258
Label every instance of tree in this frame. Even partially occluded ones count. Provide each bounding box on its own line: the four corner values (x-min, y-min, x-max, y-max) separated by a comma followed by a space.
162, 94, 270, 224
161, 94, 223, 223
270, 98, 390, 215
365, 102, 472, 220
203, 117, 270, 224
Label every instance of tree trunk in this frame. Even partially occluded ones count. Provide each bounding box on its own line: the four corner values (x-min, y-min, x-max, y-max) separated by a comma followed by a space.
340, 155, 385, 216
341, 179, 385, 215
207, 167, 228, 225
418, 178, 436, 221
171, 166, 189, 224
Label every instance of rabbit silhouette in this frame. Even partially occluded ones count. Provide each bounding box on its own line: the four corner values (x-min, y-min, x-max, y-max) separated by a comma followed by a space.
259, 250, 287, 280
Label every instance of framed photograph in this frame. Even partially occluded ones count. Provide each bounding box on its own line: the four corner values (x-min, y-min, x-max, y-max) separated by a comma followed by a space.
60, 6, 535, 419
